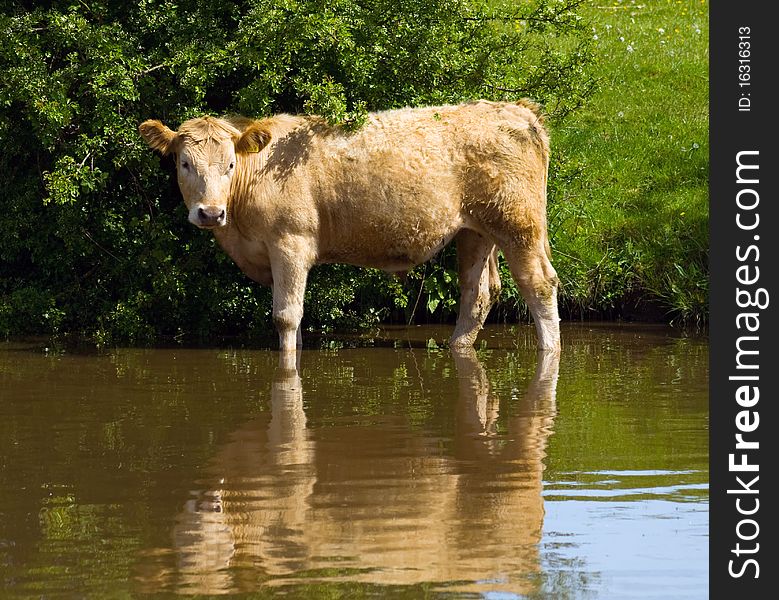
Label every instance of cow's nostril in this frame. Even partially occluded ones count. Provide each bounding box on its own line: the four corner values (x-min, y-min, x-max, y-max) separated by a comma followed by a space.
196, 206, 226, 227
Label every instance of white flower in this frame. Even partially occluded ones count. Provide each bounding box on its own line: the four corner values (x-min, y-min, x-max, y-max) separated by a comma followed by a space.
692, 143, 699, 149
658, 28, 665, 34
618, 111, 624, 118
619, 36, 625, 42
593, 34, 599, 40
627, 44, 634, 52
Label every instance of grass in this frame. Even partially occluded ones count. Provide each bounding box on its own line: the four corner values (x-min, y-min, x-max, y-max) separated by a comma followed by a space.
546, 0, 708, 325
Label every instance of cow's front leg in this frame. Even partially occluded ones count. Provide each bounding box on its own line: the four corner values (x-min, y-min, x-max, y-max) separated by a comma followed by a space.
450, 230, 498, 349
270, 238, 313, 354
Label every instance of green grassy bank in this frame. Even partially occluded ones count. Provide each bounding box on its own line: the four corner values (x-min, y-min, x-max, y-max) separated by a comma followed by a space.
547, 0, 708, 324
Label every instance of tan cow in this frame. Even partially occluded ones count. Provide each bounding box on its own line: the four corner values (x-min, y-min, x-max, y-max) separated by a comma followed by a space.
140, 101, 560, 353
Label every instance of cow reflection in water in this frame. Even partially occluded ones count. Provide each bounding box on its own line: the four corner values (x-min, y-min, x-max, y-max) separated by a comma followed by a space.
139, 349, 559, 595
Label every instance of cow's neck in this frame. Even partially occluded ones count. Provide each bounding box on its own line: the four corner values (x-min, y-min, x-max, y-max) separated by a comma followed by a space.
211, 222, 272, 286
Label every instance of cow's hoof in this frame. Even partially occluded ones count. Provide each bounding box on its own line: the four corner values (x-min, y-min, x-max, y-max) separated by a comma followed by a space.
449, 336, 475, 350
537, 342, 561, 355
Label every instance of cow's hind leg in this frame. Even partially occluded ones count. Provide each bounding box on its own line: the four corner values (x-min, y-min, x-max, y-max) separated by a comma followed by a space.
502, 241, 560, 352
450, 230, 501, 349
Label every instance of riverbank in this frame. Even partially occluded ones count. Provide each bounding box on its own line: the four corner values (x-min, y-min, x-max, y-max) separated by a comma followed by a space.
548, 0, 708, 324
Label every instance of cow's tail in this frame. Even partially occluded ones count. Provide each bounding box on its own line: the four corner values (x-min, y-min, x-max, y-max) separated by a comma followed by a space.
515, 98, 550, 155
515, 98, 545, 124
515, 99, 553, 259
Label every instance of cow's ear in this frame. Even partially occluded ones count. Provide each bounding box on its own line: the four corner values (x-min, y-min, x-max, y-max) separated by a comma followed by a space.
235, 124, 271, 154
139, 120, 177, 155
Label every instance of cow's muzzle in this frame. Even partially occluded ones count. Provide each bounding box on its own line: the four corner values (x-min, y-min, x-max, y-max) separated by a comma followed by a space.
194, 205, 227, 228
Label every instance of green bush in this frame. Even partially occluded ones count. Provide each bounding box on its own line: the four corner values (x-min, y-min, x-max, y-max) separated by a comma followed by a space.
0, 0, 596, 342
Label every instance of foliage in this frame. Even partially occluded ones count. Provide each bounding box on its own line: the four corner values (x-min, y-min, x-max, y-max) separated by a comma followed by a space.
0, 0, 596, 342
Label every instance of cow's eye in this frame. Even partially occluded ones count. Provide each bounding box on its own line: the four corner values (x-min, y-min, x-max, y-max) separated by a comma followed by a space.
229, 162, 234, 170
181, 161, 189, 170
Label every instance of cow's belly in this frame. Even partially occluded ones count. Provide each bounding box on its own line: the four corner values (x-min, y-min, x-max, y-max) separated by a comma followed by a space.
313, 151, 477, 270
354, 230, 459, 272
318, 207, 467, 272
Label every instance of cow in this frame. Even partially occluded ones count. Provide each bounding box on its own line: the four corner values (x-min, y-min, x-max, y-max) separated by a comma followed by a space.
139, 100, 560, 354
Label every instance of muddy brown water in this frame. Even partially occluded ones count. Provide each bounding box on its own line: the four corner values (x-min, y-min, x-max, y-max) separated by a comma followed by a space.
0, 323, 707, 598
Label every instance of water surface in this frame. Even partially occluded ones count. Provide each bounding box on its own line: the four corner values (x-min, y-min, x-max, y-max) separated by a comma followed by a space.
0, 324, 708, 598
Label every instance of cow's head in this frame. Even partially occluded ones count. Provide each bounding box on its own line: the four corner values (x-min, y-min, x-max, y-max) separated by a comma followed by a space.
139, 117, 271, 229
